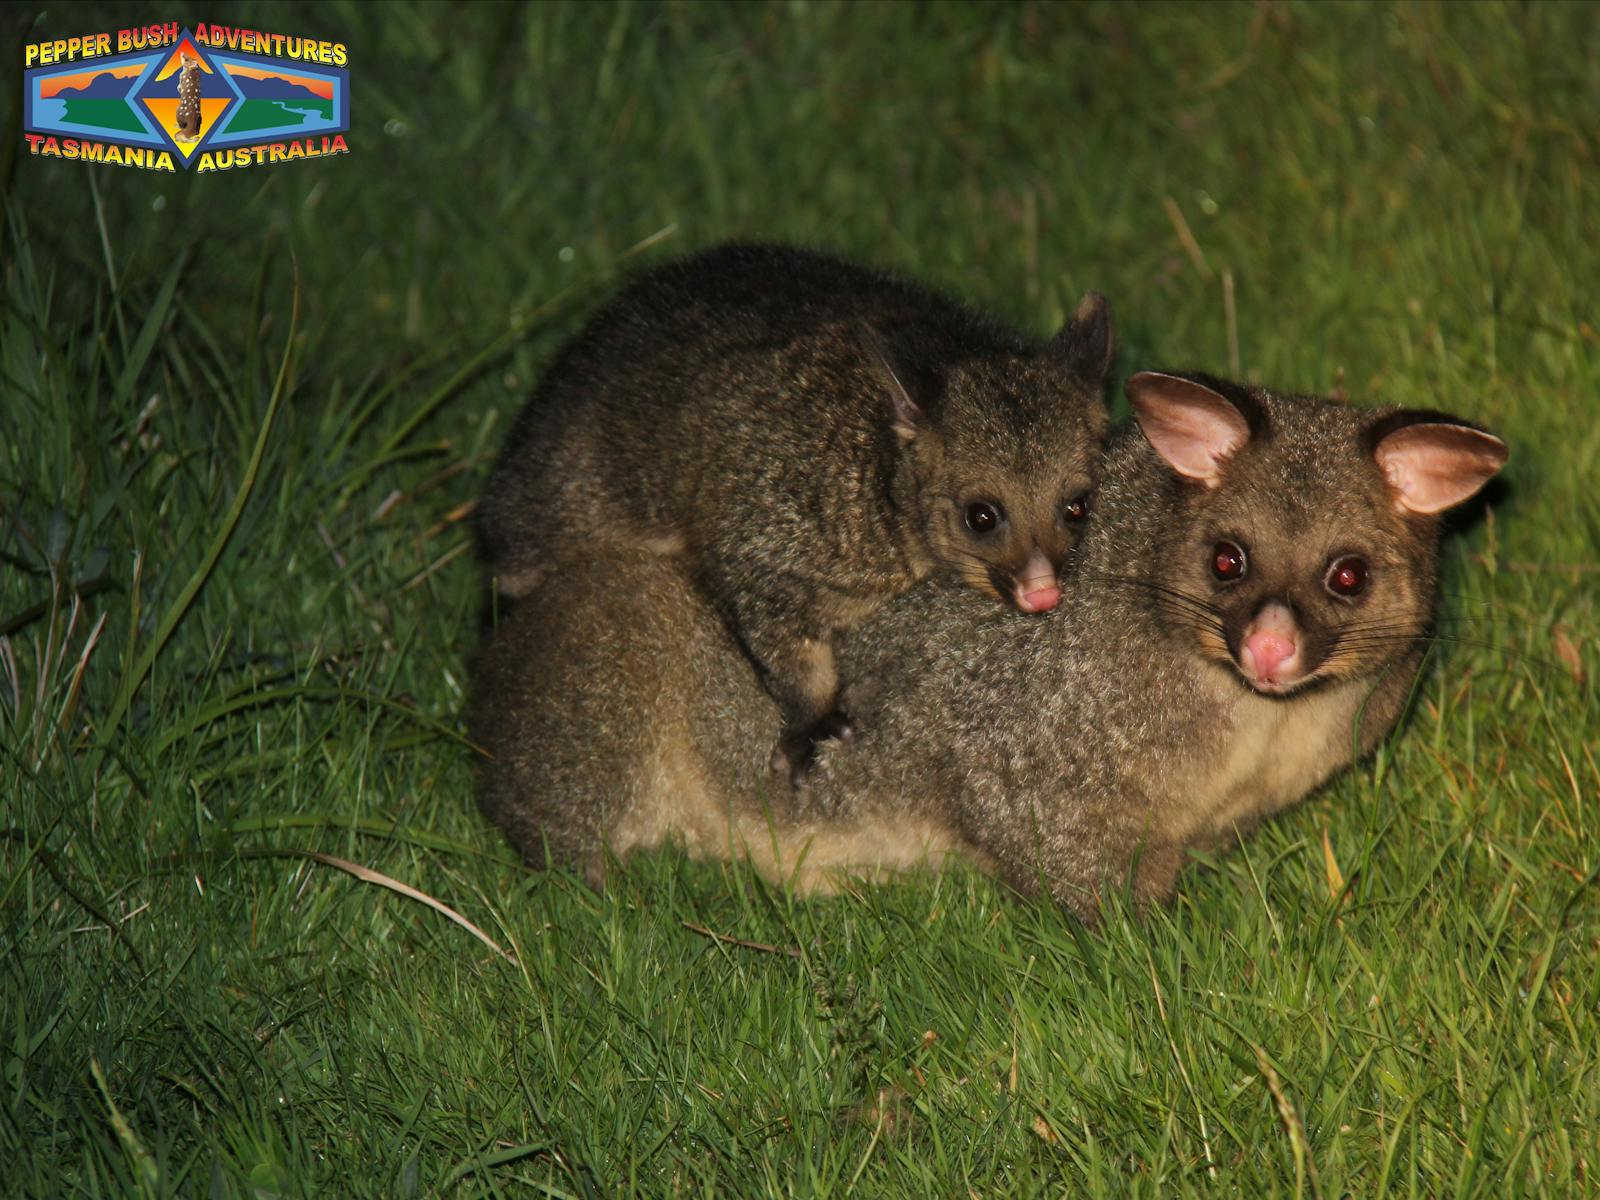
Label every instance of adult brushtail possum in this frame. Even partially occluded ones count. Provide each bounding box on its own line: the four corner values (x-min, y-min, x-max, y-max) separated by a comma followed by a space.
817, 372, 1508, 917
469, 371, 1506, 920
476, 243, 1113, 780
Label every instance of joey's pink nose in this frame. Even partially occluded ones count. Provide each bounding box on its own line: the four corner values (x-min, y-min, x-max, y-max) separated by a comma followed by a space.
1016, 585, 1061, 613
1012, 550, 1060, 613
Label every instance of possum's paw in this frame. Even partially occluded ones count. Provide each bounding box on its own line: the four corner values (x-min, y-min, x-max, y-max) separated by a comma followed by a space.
771, 710, 855, 789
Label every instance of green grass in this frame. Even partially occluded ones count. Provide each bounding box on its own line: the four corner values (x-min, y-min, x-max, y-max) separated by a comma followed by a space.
3, 1, 1597, 1194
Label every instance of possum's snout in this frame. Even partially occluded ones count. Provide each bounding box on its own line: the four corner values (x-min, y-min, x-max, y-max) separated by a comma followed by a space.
1007, 548, 1061, 613
1236, 602, 1305, 692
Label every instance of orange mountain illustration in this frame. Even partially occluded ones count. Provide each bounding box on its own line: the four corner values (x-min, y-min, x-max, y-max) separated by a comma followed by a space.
153, 39, 212, 80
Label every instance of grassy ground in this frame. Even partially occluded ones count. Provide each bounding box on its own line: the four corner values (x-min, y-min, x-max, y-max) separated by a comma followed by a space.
3, 1, 1598, 1194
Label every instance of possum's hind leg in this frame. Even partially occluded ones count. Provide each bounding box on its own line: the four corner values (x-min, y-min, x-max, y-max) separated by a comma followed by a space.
469, 546, 780, 883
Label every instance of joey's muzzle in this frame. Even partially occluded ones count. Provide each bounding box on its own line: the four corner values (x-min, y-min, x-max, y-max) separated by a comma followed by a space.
1009, 548, 1061, 614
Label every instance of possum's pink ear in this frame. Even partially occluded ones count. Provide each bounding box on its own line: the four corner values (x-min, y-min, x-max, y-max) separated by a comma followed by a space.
858, 323, 924, 442
1126, 372, 1251, 486
1373, 420, 1508, 515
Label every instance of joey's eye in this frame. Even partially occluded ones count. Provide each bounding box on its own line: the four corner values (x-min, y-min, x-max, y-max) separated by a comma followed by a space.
1060, 493, 1090, 522
1326, 555, 1369, 597
964, 500, 1006, 534
1211, 540, 1247, 581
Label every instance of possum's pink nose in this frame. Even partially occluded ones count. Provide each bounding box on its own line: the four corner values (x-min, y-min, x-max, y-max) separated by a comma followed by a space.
1243, 631, 1296, 679
1239, 603, 1302, 689
1012, 550, 1061, 613
1016, 585, 1061, 613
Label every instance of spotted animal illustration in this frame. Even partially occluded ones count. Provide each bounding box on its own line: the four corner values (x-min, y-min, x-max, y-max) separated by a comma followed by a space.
174, 52, 202, 143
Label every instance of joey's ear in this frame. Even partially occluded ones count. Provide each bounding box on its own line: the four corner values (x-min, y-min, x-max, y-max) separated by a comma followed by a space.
1050, 291, 1114, 384
1125, 372, 1251, 486
858, 322, 924, 442
1372, 417, 1508, 515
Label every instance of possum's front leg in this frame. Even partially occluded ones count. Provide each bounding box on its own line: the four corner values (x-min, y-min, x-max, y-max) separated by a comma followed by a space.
767, 636, 853, 783
730, 591, 852, 786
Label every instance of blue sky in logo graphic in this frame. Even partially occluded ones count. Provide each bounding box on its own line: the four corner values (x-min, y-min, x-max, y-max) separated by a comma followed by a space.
25, 53, 168, 146
203, 53, 348, 147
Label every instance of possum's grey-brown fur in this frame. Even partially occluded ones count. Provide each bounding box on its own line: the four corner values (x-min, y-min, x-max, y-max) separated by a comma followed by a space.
475, 242, 1111, 777
470, 374, 1506, 919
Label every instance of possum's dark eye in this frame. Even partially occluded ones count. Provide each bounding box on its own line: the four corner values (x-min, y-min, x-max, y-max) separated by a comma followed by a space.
1211, 540, 1247, 581
1325, 555, 1369, 597
964, 500, 1006, 534
1060, 493, 1090, 522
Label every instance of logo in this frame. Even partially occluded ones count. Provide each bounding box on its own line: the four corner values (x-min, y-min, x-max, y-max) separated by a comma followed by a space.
22, 23, 349, 172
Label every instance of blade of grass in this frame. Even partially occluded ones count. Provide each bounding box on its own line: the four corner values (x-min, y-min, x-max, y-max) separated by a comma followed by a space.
113, 253, 186, 406
93, 278, 299, 764
150, 684, 479, 757
225, 814, 515, 863
89, 1056, 160, 1199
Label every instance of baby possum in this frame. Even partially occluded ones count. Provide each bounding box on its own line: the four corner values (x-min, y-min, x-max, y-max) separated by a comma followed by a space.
476, 243, 1112, 779
469, 372, 1506, 920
